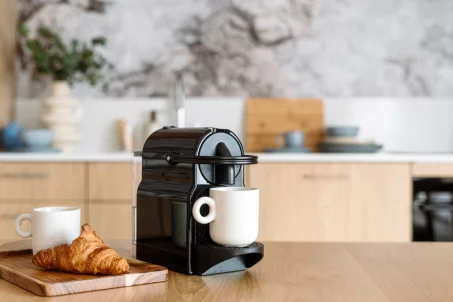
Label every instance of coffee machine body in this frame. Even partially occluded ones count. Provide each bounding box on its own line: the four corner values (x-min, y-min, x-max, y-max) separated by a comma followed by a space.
136, 127, 264, 275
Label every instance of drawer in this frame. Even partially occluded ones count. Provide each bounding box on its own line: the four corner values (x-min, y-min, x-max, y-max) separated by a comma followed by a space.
88, 163, 133, 201
412, 164, 453, 177
0, 202, 87, 240
87, 202, 132, 240
0, 163, 86, 200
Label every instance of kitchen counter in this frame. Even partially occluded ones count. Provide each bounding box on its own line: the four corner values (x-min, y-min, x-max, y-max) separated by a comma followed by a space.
2, 152, 453, 164
0, 152, 134, 162
1, 240, 452, 301
254, 152, 453, 163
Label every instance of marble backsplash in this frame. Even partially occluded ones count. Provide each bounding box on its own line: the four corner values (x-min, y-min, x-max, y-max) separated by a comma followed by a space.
17, 0, 453, 98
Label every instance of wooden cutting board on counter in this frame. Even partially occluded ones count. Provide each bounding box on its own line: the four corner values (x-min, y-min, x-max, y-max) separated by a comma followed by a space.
245, 98, 324, 152
0, 249, 168, 297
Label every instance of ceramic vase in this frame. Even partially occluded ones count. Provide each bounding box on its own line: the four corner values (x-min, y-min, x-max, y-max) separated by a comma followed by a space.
41, 81, 82, 153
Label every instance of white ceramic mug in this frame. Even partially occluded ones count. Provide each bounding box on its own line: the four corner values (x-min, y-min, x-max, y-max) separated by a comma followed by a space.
15, 207, 81, 255
192, 187, 259, 247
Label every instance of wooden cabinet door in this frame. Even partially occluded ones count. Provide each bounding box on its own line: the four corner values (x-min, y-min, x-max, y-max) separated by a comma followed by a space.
88, 163, 133, 201
88, 163, 134, 240
247, 163, 411, 242
0, 163, 86, 200
248, 164, 355, 241
350, 164, 411, 242
87, 203, 131, 240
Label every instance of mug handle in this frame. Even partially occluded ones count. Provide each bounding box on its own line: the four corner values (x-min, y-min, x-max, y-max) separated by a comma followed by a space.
15, 213, 32, 238
192, 197, 216, 224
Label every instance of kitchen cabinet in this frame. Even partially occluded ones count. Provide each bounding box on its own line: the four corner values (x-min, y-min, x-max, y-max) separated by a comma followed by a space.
247, 163, 412, 242
88, 163, 133, 201
0, 162, 134, 241
412, 163, 453, 177
87, 163, 134, 240
87, 203, 132, 240
0, 163, 86, 200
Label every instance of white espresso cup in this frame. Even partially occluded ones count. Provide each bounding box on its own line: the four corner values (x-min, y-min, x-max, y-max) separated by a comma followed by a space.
192, 187, 259, 247
15, 207, 81, 255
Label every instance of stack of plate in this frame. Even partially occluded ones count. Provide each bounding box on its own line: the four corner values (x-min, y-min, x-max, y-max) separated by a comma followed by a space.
318, 126, 382, 153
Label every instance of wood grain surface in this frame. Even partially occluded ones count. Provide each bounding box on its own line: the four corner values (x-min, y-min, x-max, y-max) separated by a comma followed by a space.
0, 163, 86, 201
245, 98, 324, 152
247, 163, 411, 242
88, 163, 133, 201
0, 249, 167, 297
0, 0, 16, 127
1, 240, 453, 301
412, 163, 453, 177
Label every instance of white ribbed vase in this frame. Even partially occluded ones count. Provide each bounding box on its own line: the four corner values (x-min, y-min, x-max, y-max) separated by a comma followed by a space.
41, 81, 82, 153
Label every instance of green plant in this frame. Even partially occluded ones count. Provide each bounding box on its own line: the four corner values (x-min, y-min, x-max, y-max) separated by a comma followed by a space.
19, 24, 113, 92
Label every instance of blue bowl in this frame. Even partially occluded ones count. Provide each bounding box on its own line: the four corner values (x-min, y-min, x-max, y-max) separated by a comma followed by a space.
326, 126, 359, 137
21, 129, 55, 148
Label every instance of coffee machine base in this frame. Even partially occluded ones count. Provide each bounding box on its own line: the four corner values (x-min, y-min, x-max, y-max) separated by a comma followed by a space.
136, 241, 264, 275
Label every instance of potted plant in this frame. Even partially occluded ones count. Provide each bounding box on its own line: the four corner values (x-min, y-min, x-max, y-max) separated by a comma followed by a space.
19, 24, 112, 153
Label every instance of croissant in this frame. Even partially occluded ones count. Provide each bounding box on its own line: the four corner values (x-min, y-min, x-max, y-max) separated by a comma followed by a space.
32, 223, 129, 275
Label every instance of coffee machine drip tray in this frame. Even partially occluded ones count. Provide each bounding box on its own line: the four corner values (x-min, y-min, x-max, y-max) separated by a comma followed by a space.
137, 240, 264, 276
191, 242, 264, 275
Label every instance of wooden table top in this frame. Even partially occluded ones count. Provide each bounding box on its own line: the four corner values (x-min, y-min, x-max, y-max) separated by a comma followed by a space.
1, 240, 452, 302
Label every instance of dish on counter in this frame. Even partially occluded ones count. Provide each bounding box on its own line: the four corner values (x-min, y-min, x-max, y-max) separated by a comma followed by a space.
318, 143, 382, 153
264, 146, 310, 153
21, 129, 54, 148
323, 136, 374, 145
325, 126, 359, 137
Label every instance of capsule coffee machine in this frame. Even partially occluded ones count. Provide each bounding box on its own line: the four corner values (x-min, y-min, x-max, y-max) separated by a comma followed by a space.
136, 127, 264, 275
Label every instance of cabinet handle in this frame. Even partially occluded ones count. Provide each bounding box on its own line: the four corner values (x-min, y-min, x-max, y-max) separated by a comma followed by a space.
0, 172, 51, 179
301, 174, 350, 180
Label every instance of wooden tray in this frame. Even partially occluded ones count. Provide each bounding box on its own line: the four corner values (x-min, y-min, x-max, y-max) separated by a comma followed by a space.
0, 249, 168, 297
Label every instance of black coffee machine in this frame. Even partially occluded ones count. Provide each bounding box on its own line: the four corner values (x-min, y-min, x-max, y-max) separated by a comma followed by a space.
136, 127, 264, 275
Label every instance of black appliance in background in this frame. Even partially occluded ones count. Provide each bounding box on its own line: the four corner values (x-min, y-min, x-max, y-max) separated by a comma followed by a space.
135, 127, 264, 275
413, 178, 453, 241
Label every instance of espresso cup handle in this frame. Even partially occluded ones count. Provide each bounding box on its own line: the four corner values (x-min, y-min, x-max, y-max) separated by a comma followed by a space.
15, 213, 32, 238
192, 197, 216, 224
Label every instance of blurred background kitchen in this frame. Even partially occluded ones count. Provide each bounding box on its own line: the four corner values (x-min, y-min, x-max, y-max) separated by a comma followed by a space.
1, 0, 453, 243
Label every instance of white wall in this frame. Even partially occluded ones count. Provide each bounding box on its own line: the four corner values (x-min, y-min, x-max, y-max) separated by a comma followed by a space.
16, 98, 453, 153
324, 98, 453, 153
16, 98, 245, 152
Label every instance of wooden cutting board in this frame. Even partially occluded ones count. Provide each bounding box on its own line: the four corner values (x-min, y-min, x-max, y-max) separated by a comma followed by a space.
245, 98, 324, 152
0, 249, 168, 297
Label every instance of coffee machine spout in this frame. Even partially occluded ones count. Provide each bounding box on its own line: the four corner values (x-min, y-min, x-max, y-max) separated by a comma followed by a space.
213, 142, 235, 185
